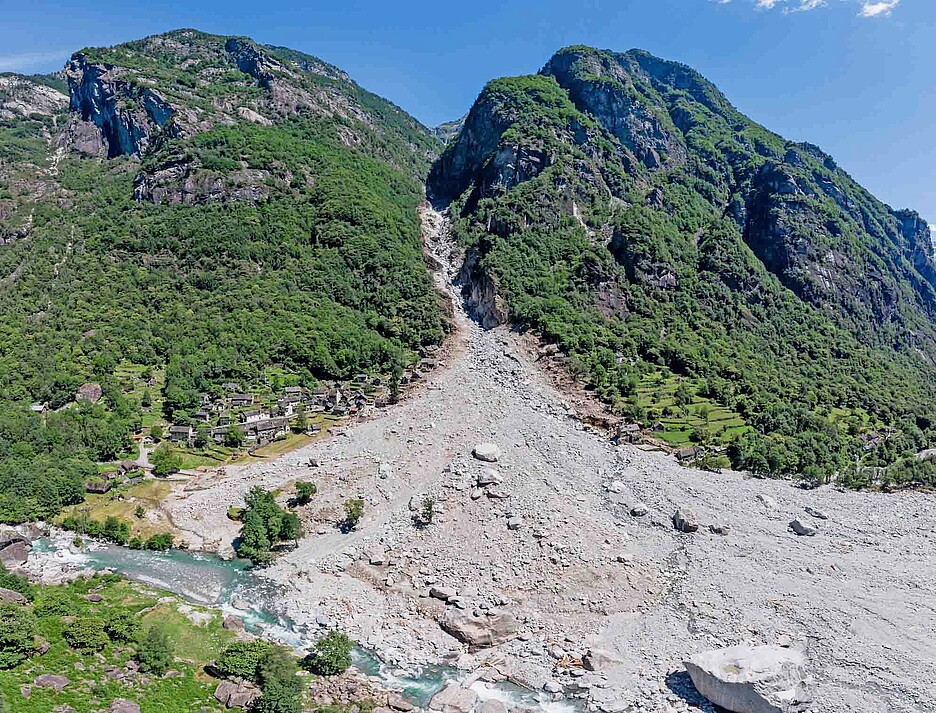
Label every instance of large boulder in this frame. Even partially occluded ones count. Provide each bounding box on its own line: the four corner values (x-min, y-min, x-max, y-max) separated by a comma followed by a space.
441, 608, 518, 649
472, 443, 501, 463
0, 540, 28, 567
684, 644, 813, 713
673, 508, 700, 533
429, 683, 478, 713
34, 674, 70, 691
0, 587, 27, 604
789, 519, 817, 537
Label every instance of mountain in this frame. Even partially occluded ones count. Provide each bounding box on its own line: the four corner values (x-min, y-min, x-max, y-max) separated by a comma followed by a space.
429, 46, 936, 486
0, 29, 445, 522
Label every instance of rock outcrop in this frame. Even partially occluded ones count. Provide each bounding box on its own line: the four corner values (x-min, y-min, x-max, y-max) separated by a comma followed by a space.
684, 644, 813, 713
65, 54, 180, 157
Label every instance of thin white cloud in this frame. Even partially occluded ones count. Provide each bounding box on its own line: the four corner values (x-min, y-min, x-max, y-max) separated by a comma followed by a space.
0, 50, 68, 74
717, 0, 901, 17
859, 0, 900, 17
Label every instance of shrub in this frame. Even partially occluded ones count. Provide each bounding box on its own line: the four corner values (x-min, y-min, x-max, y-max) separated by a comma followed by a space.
294, 481, 317, 505
302, 630, 353, 676
63, 617, 110, 653
0, 602, 37, 668
103, 610, 141, 643
214, 639, 271, 681
135, 626, 173, 675
34, 588, 78, 617
342, 498, 364, 531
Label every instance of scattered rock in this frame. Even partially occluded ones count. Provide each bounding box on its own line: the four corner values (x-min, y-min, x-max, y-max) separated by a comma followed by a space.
34, 674, 70, 691
684, 643, 813, 713
608, 480, 626, 494
477, 469, 502, 486
486, 487, 511, 500
804, 506, 828, 520
629, 502, 649, 517
0, 587, 27, 603
83, 593, 103, 602
368, 549, 388, 566
506, 516, 523, 530
429, 683, 478, 713
789, 519, 817, 537
709, 523, 731, 536
470, 489, 483, 500
472, 443, 501, 463
106, 699, 141, 713
222, 614, 245, 631
673, 508, 700, 533
543, 680, 563, 694
430, 586, 457, 601
479, 700, 508, 713
583, 647, 622, 671
388, 693, 415, 711
440, 608, 518, 649
215, 680, 261, 709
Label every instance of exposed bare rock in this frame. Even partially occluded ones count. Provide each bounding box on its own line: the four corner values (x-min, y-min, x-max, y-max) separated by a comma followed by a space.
684, 644, 813, 713
440, 608, 518, 649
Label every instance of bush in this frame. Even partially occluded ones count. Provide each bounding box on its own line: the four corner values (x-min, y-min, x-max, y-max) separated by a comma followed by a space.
103, 610, 141, 643
34, 588, 78, 617
135, 626, 174, 675
63, 617, 110, 653
342, 499, 364, 531
302, 630, 353, 676
0, 602, 37, 668
214, 639, 272, 681
294, 481, 317, 505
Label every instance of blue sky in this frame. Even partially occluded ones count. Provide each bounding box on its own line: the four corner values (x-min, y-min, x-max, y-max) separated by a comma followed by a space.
2, 0, 933, 225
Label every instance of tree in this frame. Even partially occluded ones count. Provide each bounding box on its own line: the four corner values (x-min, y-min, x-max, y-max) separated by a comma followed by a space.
150, 424, 163, 441
103, 610, 140, 643
134, 504, 145, 519
302, 630, 353, 676
141, 389, 153, 408
194, 423, 211, 449
0, 563, 33, 601
238, 509, 272, 564
215, 639, 271, 680
255, 677, 303, 713
389, 363, 403, 404
294, 481, 317, 505
278, 512, 302, 543
0, 603, 37, 669
135, 626, 173, 675
225, 425, 246, 448
150, 442, 182, 476
63, 617, 110, 653
291, 403, 308, 434
343, 498, 364, 531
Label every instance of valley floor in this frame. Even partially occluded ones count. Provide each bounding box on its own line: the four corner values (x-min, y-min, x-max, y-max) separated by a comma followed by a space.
162, 206, 936, 713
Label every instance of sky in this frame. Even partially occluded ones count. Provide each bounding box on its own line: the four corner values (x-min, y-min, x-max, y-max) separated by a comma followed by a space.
1, 0, 933, 224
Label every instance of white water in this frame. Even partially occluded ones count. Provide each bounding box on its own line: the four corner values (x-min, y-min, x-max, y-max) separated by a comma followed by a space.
30, 531, 578, 711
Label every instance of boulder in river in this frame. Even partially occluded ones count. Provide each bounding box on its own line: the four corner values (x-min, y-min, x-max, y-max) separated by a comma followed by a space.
684, 643, 813, 713
429, 683, 478, 713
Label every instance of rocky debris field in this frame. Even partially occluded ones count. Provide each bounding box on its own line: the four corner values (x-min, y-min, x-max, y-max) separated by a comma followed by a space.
165, 207, 936, 713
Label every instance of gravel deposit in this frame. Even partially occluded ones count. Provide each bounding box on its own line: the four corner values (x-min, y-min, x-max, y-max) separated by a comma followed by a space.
163, 206, 936, 713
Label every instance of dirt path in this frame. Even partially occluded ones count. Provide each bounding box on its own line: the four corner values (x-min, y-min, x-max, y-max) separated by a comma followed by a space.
164, 204, 936, 713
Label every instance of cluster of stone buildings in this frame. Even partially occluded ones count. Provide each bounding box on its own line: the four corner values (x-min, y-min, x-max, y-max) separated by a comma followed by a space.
166, 376, 387, 448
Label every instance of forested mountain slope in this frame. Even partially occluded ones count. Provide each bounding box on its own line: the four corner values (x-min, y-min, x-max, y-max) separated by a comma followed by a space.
0, 30, 444, 522
429, 46, 936, 485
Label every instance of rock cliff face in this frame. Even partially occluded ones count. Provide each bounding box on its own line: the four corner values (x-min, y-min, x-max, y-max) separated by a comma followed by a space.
65, 55, 179, 158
